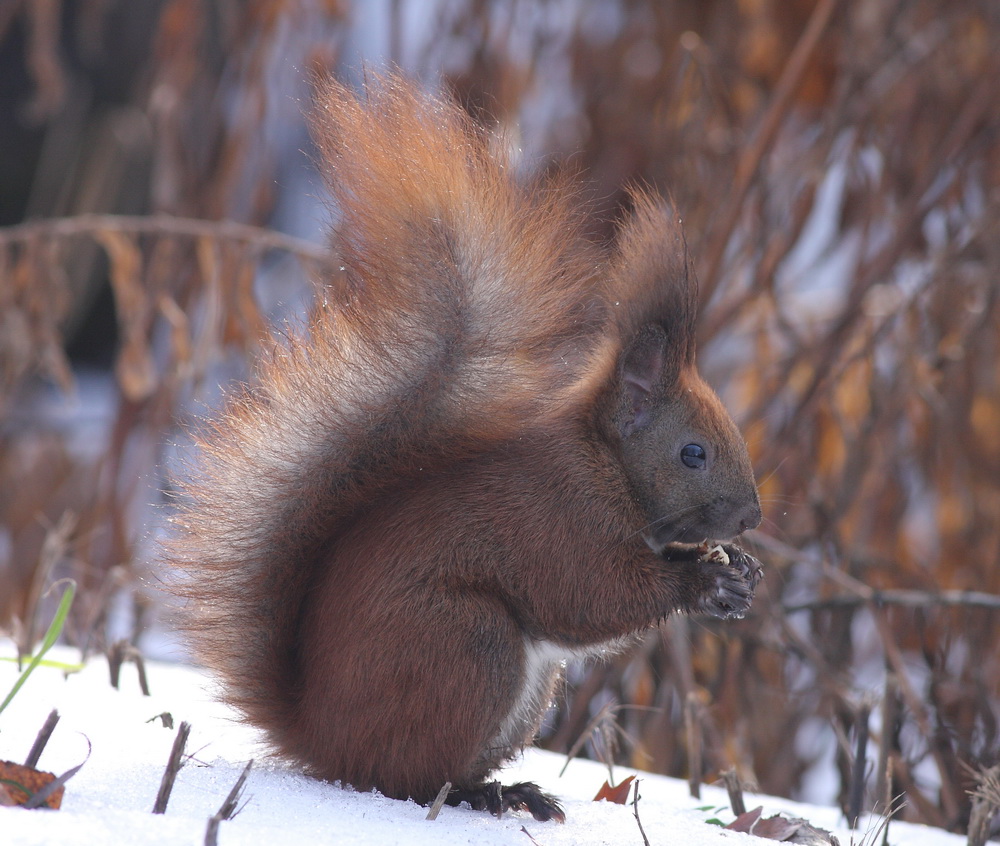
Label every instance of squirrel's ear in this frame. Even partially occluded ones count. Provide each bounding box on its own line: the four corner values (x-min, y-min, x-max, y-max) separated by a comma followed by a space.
619, 324, 668, 435
607, 188, 697, 369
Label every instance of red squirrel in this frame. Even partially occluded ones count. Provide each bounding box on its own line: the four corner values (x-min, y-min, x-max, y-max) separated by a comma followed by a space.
167, 74, 762, 823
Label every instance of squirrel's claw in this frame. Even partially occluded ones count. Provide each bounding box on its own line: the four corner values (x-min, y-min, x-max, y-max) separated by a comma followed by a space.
447, 781, 566, 823
695, 545, 762, 619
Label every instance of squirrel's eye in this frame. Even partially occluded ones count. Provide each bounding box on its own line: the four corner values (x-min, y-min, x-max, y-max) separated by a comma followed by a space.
680, 443, 707, 469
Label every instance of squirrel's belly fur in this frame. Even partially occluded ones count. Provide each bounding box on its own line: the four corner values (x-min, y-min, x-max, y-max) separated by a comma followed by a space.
166, 73, 762, 821
493, 638, 610, 754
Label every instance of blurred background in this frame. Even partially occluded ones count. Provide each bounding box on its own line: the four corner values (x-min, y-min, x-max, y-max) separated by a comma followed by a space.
1, 0, 998, 837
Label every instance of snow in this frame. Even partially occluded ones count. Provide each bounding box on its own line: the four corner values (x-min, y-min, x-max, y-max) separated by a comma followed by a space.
0, 645, 963, 846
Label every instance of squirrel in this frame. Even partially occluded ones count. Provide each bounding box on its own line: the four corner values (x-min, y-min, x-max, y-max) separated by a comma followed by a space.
166, 73, 763, 823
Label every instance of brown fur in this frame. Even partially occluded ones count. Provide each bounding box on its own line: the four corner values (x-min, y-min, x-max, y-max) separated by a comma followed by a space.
166, 74, 761, 818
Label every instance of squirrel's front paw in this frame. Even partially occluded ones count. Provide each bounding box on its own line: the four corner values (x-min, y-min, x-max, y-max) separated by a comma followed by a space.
694, 544, 762, 620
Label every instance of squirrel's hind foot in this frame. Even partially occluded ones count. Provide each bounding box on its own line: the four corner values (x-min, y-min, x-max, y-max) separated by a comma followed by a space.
447, 780, 566, 823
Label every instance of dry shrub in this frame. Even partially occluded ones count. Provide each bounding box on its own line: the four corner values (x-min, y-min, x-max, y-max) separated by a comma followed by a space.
0, 0, 997, 833
0, 0, 345, 650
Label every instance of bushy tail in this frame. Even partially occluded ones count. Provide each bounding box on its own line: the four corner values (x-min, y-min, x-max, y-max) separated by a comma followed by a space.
165, 75, 619, 727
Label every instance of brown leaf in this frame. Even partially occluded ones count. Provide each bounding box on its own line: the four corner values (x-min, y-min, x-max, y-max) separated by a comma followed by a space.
96, 228, 158, 401
726, 806, 765, 833
96, 228, 145, 322
235, 253, 267, 345
0, 760, 64, 809
726, 805, 805, 839
116, 336, 158, 403
593, 774, 636, 805
725, 806, 838, 844
157, 294, 192, 377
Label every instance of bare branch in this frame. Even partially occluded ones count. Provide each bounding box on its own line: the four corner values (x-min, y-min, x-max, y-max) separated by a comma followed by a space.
0, 213, 334, 269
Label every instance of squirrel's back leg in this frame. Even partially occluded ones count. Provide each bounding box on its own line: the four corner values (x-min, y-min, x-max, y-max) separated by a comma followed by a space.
285, 540, 542, 807
447, 781, 566, 823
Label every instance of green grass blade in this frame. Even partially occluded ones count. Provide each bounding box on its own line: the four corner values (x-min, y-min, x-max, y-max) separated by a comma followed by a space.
0, 657, 85, 672
0, 580, 76, 716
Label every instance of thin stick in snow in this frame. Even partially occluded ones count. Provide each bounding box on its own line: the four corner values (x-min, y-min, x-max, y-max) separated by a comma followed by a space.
217, 759, 253, 820
108, 640, 151, 696
205, 816, 222, 846
722, 767, 746, 817
632, 778, 650, 846
152, 720, 191, 814
24, 709, 60, 768
204, 761, 254, 846
425, 781, 452, 820
847, 703, 871, 829
519, 826, 542, 845
685, 692, 703, 799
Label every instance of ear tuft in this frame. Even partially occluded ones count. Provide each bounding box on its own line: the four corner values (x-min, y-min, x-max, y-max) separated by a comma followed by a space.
607, 188, 698, 368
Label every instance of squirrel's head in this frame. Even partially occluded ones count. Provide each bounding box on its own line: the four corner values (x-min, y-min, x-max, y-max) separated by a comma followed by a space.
602, 191, 761, 551
612, 323, 761, 550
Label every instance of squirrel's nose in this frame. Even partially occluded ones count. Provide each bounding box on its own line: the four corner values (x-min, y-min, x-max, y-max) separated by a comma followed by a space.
736, 500, 762, 534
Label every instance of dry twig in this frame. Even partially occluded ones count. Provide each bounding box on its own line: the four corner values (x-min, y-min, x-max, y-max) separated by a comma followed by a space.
152, 721, 191, 814
24, 709, 60, 769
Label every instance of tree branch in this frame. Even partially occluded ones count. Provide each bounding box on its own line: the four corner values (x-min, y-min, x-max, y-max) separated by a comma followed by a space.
0, 213, 333, 268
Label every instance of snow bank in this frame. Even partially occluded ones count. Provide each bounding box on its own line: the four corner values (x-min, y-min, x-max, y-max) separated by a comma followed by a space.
0, 645, 961, 845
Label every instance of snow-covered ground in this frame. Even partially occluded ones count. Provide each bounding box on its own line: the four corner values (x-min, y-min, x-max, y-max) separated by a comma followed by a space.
0, 645, 962, 845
